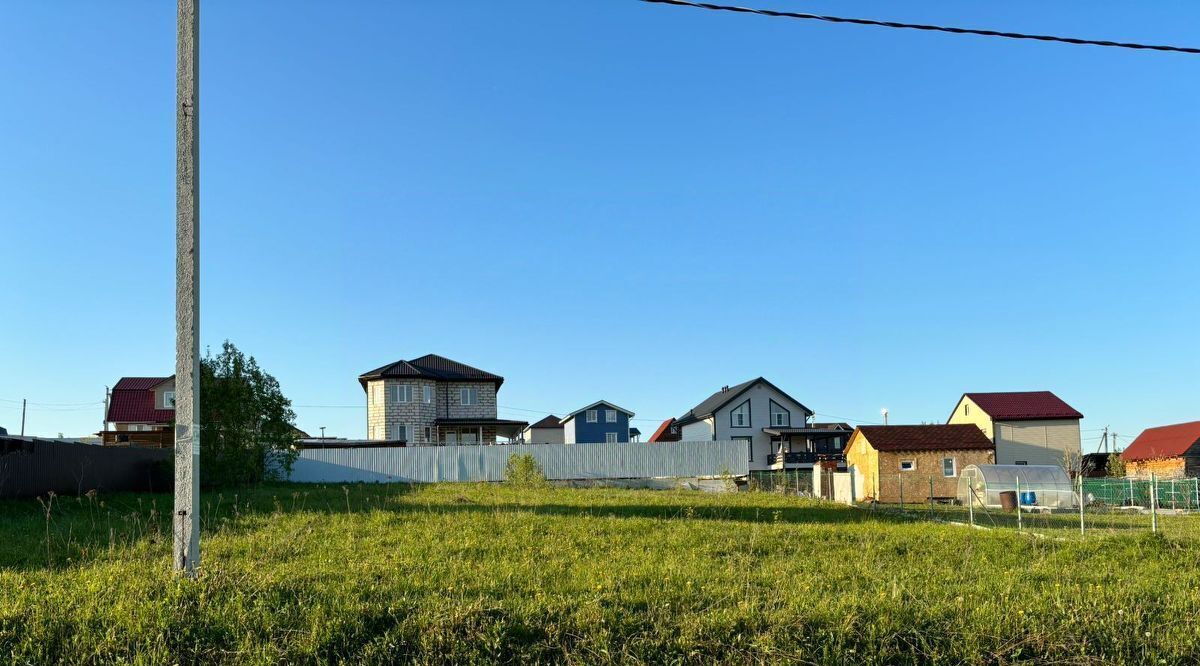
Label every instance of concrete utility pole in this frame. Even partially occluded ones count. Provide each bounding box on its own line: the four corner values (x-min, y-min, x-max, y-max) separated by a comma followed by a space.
174, 0, 201, 576
20, 399, 26, 436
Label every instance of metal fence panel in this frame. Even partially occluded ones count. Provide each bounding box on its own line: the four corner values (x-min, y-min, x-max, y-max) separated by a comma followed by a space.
286, 440, 749, 484
0, 437, 171, 499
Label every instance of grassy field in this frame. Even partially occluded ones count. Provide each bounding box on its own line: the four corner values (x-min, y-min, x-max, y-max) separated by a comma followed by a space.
2, 483, 1200, 664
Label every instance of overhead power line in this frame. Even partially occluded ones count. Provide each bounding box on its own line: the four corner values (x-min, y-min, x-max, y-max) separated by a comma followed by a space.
640, 0, 1200, 55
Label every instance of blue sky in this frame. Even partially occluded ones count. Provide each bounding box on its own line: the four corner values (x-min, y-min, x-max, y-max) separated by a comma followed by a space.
2, 1, 1197, 450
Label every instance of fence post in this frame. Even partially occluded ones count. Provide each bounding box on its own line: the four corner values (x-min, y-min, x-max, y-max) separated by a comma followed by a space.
1171, 479, 1177, 511
898, 473, 904, 509
1150, 472, 1158, 533
968, 478, 975, 527
1128, 477, 1134, 507
1195, 478, 1199, 511
1016, 475, 1022, 531
929, 477, 934, 520
1078, 472, 1085, 536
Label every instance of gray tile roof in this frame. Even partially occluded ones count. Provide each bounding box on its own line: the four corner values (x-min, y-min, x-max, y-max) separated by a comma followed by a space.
358, 354, 504, 389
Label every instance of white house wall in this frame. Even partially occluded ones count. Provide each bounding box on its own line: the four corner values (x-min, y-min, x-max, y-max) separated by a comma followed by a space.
713, 381, 813, 472
681, 418, 714, 442
526, 427, 564, 445
563, 419, 576, 444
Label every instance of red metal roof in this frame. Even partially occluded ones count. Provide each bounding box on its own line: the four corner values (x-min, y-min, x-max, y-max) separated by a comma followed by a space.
961, 391, 1083, 421
107, 377, 174, 424
855, 424, 994, 452
1121, 421, 1200, 462
112, 377, 172, 391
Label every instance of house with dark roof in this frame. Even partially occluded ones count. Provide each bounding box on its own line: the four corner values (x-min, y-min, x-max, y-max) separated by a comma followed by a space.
1120, 421, 1200, 480
675, 378, 843, 472
648, 418, 681, 443
560, 400, 635, 444
521, 415, 565, 445
845, 424, 996, 503
359, 354, 527, 444
99, 376, 176, 447
947, 391, 1083, 467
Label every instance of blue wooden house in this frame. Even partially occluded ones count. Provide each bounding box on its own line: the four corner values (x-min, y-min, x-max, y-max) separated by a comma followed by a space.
561, 400, 636, 444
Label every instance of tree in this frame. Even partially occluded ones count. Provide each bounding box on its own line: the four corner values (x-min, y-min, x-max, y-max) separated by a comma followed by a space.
1107, 451, 1127, 478
197, 341, 299, 486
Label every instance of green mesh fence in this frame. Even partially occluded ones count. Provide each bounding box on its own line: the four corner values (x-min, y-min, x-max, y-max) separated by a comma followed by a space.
1083, 477, 1200, 511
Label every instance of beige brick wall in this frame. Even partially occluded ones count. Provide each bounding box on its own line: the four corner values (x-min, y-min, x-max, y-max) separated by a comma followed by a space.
867, 449, 994, 503
443, 382, 497, 419
366, 379, 498, 442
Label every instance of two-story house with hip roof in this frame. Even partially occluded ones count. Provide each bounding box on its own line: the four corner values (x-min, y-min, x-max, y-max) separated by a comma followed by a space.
947, 391, 1083, 466
359, 354, 527, 445
560, 400, 635, 444
99, 376, 176, 446
675, 377, 846, 472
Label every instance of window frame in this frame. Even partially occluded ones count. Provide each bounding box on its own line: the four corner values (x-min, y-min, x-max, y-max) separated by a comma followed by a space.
391, 384, 413, 404
899, 459, 916, 472
942, 457, 957, 477
768, 400, 790, 428
605, 409, 617, 423
605, 432, 618, 444
460, 387, 477, 406
163, 391, 176, 408
729, 399, 751, 428
586, 409, 598, 423
389, 423, 408, 442
423, 385, 434, 404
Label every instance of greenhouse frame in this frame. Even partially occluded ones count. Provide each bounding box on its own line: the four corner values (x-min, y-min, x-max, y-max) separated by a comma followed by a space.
957, 464, 1078, 509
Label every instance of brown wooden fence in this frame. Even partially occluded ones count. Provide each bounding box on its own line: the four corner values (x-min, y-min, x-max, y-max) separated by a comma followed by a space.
0, 437, 171, 499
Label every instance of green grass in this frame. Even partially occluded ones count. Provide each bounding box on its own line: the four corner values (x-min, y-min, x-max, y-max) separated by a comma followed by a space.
2, 483, 1200, 664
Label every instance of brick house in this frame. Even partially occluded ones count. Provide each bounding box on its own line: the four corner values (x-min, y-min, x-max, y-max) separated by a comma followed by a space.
99, 376, 176, 447
845, 424, 995, 503
359, 354, 527, 445
1120, 421, 1200, 479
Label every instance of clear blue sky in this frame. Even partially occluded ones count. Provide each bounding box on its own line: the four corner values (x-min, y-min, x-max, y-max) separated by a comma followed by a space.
2, 1, 1197, 451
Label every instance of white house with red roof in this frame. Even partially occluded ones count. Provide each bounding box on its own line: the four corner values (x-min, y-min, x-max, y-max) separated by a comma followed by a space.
100, 376, 176, 446
1119, 421, 1200, 479
947, 391, 1083, 467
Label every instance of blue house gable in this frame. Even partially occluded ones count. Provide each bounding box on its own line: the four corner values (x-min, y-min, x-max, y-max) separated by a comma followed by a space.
561, 400, 636, 444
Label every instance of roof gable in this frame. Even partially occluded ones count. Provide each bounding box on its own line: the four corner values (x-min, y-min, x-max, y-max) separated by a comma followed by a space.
1121, 421, 1200, 462
648, 418, 681, 443
855, 424, 994, 452
359, 354, 504, 389
955, 391, 1083, 422
107, 377, 175, 424
561, 400, 635, 423
677, 377, 813, 425
528, 415, 564, 430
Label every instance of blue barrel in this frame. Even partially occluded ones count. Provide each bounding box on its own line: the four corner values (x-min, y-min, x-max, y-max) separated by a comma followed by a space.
1020, 491, 1037, 506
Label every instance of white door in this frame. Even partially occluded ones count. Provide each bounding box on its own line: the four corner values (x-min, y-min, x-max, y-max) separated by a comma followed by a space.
445, 431, 458, 446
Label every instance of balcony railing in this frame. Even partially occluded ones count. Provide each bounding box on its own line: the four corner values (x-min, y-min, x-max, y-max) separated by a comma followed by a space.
767, 451, 845, 466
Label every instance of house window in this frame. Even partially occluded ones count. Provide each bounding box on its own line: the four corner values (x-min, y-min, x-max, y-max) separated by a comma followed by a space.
899, 460, 916, 472
964, 404, 970, 416
391, 384, 413, 403
424, 426, 432, 442
769, 400, 790, 427
942, 457, 957, 477
586, 410, 598, 423
733, 435, 754, 461
389, 423, 408, 441
833, 436, 843, 450
1014, 460, 1028, 466
605, 432, 618, 443
373, 385, 384, 404
423, 386, 433, 404
730, 400, 751, 428
605, 409, 617, 423
461, 388, 477, 406
163, 391, 176, 408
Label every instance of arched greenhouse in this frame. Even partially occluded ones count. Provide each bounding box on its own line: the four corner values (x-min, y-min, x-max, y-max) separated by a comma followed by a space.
957, 464, 1077, 509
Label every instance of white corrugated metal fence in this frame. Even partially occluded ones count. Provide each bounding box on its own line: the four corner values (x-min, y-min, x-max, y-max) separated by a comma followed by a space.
286, 440, 748, 484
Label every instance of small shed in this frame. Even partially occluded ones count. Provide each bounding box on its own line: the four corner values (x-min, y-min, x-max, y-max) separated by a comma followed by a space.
957, 464, 1077, 509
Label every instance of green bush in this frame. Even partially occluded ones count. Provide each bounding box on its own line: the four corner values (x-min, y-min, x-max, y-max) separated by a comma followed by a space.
504, 453, 547, 487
